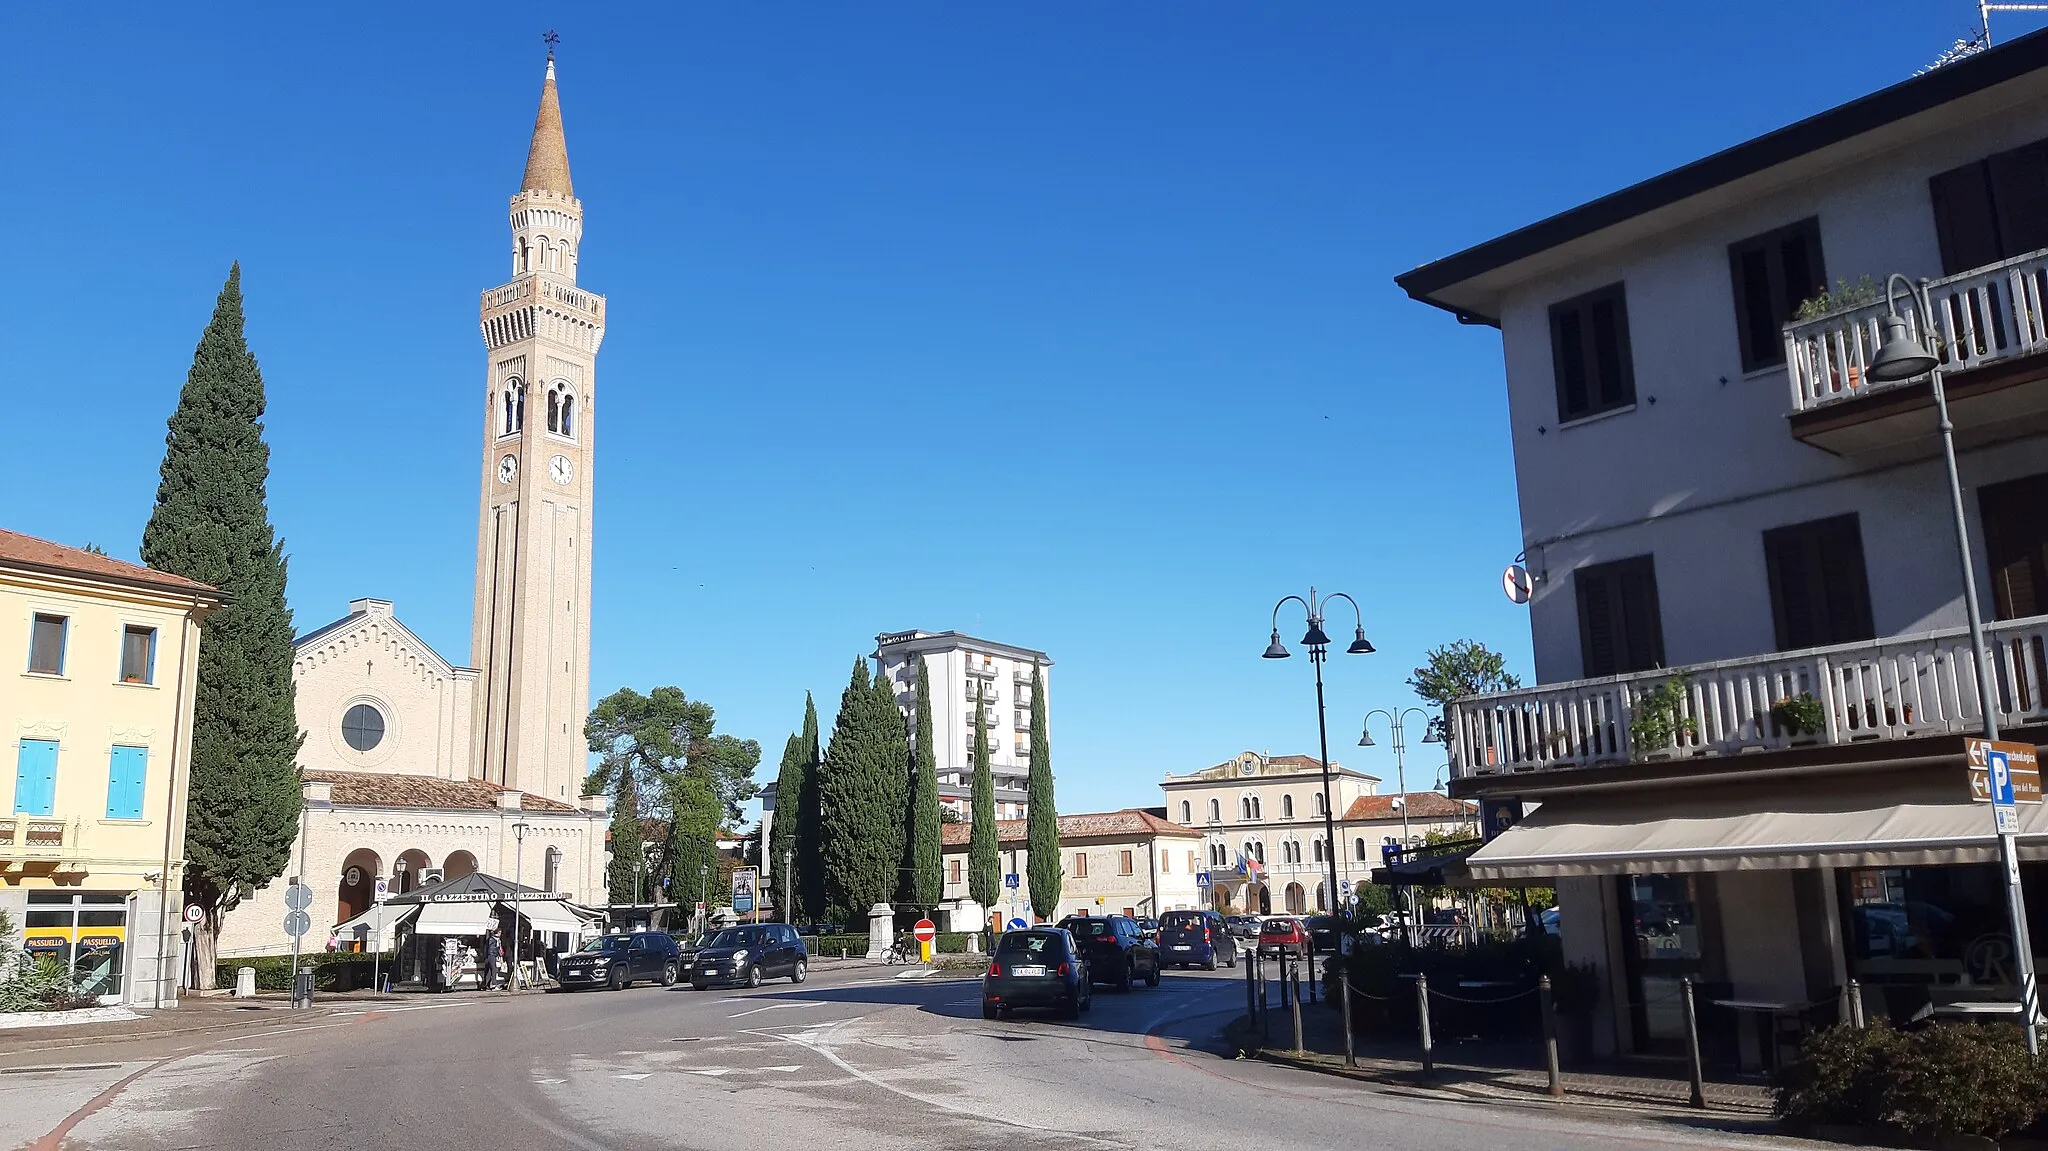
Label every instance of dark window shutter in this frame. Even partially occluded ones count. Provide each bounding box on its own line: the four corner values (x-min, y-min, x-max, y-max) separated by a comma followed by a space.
1728, 219, 1825, 373
1764, 514, 1876, 651
1577, 556, 1664, 677
1931, 161, 2003, 276
1981, 472, 2048, 621
1988, 144, 2048, 260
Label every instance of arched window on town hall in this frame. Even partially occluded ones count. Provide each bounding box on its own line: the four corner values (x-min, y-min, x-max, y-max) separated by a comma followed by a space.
502, 378, 524, 435
543, 845, 561, 892
1208, 798, 1221, 823
1179, 800, 1191, 824
546, 382, 577, 440
1281, 794, 1295, 820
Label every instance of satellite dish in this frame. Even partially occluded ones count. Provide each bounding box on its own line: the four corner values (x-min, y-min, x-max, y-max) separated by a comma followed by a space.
1503, 564, 1534, 605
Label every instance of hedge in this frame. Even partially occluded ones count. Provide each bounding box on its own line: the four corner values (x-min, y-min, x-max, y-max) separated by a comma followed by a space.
1777, 1022, 2048, 1141
215, 951, 394, 992
800, 931, 975, 957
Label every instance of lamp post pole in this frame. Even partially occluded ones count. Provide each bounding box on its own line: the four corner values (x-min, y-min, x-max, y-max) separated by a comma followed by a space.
1869, 274, 2036, 1054
1264, 588, 1374, 918
784, 849, 794, 927
511, 820, 528, 991
700, 863, 710, 934
1361, 708, 1431, 947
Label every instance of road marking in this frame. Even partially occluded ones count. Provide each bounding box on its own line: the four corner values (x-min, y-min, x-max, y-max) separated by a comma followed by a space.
728, 1002, 817, 1019
327, 1001, 473, 1018
534, 1078, 565, 1086
761, 1065, 803, 1072
615, 1073, 651, 1081
687, 1068, 733, 1077
892, 968, 939, 980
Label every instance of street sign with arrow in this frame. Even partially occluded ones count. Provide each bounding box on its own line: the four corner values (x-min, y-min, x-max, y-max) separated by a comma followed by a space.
1968, 738, 2041, 804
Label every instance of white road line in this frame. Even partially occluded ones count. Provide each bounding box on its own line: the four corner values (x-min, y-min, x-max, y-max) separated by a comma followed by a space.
761, 1065, 803, 1072
534, 1078, 565, 1085
727, 1002, 817, 1019
615, 1073, 651, 1081
687, 1068, 733, 1077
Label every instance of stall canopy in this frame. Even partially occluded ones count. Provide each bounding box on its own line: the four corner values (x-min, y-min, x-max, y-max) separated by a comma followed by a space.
329, 902, 418, 943
416, 902, 495, 936
377, 869, 598, 938
518, 900, 586, 936
1466, 774, 2048, 883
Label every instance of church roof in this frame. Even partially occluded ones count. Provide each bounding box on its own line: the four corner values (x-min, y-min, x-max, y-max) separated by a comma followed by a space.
305, 768, 578, 813
520, 55, 574, 198
0, 527, 220, 600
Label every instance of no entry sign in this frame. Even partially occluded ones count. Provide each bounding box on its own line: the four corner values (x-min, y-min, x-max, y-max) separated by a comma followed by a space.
912, 919, 936, 944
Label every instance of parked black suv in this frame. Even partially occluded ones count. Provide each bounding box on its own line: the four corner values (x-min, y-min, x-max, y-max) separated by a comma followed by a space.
1055, 914, 1160, 992
557, 931, 681, 991
690, 923, 809, 989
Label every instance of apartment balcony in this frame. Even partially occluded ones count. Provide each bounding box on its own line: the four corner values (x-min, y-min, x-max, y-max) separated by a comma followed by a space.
1014, 711, 1032, 731
1447, 614, 2048, 779
1785, 249, 2048, 458
0, 817, 85, 870
967, 662, 999, 680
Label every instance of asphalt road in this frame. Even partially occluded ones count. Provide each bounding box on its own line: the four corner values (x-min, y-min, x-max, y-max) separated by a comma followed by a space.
0, 964, 1868, 1150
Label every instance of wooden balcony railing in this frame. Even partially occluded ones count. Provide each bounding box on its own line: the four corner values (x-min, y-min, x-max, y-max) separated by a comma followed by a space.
1784, 248, 2048, 413
1448, 614, 2048, 778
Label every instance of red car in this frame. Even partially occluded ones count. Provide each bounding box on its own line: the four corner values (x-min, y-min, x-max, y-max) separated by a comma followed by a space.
1258, 916, 1313, 960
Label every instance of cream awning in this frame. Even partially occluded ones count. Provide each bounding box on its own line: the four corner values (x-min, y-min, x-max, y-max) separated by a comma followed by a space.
1466, 776, 2048, 882
415, 902, 496, 936
329, 902, 418, 943
517, 900, 589, 936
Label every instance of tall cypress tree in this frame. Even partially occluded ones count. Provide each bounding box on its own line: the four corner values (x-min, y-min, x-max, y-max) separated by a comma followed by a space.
820, 660, 906, 926
608, 772, 645, 903
768, 728, 805, 916
795, 694, 825, 925
1025, 663, 1061, 920
873, 663, 911, 913
141, 264, 303, 975
967, 697, 1000, 924
906, 660, 943, 912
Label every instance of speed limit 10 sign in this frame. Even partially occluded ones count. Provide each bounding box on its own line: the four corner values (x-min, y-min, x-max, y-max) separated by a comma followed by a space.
182, 904, 204, 925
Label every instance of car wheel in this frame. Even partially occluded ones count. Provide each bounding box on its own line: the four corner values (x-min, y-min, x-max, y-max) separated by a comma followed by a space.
1227, 952, 1238, 969
1081, 986, 1093, 1013
790, 959, 808, 985
1063, 996, 1082, 1021
1146, 961, 1162, 988
982, 1002, 999, 1021
746, 965, 763, 989
661, 962, 678, 987
1116, 964, 1133, 994
608, 967, 625, 992
690, 980, 708, 992
1203, 954, 1217, 971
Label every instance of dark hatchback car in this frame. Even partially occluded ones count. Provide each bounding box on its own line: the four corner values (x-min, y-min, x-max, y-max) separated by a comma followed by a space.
690, 923, 808, 989
1303, 915, 1352, 958
557, 931, 681, 991
983, 928, 1092, 1020
1157, 909, 1237, 970
1056, 914, 1161, 991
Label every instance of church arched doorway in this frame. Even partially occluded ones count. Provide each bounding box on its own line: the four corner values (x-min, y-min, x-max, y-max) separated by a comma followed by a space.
337, 848, 382, 925
1284, 883, 1306, 915
443, 850, 478, 881
393, 849, 432, 895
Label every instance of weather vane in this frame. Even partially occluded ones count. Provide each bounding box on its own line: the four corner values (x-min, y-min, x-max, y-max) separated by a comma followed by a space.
544, 29, 560, 59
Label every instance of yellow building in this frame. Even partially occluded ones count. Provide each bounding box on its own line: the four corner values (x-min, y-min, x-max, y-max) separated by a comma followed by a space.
1, 528, 220, 1006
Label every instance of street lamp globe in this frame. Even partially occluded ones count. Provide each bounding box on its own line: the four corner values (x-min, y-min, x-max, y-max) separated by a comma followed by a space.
1868, 312, 1938, 382
1346, 626, 1375, 655
1262, 629, 1290, 659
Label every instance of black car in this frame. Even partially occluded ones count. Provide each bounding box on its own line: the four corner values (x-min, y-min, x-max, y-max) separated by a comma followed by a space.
556, 931, 681, 991
671, 933, 710, 978
983, 928, 1091, 1020
1055, 914, 1160, 991
1157, 909, 1237, 970
690, 923, 808, 989
1303, 915, 1351, 958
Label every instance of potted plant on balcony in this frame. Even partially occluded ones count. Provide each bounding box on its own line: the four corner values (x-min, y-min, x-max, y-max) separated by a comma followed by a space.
1630, 674, 1697, 760
1769, 692, 1827, 741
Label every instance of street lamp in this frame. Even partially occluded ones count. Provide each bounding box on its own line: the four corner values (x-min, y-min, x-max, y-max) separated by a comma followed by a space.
1264, 587, 1374, 917
511, 820, 529, 991
1360, 708, 1438, 945
1867, 273, 2037, 1053
699, 863, 710, 933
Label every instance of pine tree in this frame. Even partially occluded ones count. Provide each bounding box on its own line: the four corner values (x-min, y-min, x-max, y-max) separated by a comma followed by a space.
795, 694, 825, 925
820, 659, 909, 927
608, 772, 645, 903
1025, 664, 1061, 920
906, 660, 943, 912
967, 697, 1000, 923
768, 729, 805, 914
140, 264, 304, 976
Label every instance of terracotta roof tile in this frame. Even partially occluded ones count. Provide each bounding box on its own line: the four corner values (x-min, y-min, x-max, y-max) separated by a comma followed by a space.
940, 809, 1200, 848
304, 769, 578, 813
1341, 792, 1474, 821
0, 528, 219, 598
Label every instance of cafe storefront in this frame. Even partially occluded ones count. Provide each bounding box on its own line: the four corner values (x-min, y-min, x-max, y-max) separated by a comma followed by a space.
21, 890, 131, 1002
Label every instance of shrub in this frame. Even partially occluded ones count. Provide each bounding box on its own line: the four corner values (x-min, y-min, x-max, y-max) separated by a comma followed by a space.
1776, 1023, 2048, 1141
214, 951, 391, 992
0, 955, 96, 1013
805, 934, 871, 957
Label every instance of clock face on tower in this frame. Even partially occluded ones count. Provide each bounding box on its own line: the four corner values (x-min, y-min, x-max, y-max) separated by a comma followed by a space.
498, 455, 517, 484
549, 454, 573, 485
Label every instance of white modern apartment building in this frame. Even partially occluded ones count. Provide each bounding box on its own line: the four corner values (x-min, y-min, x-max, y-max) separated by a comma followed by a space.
874, 630, 1051, 821
1397, 32, 2048, 1065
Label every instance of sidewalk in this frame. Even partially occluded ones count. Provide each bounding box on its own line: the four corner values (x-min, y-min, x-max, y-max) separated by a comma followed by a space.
1235, 987, 1777, 1118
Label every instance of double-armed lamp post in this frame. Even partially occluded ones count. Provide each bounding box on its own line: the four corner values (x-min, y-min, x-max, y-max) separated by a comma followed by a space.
1263, 588, 1374, 916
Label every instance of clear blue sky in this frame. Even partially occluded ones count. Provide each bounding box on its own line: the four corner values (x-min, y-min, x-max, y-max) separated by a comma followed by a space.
4, 3, 2035, 819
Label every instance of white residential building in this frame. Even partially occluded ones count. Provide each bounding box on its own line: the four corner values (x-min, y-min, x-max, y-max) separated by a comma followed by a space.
1398, 32, 2048, 1064
875, 630, 1051, 821
937, 809, 1204, 932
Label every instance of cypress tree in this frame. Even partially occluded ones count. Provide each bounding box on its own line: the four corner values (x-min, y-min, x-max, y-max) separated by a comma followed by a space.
906, 660, 943, 912
820, 659, 906, 927
666, 772, 721, 914
768, 729, 805, 915
140, 264, 304, 975
795, 694, 825, 925
1025, 663, 1061, 920
608, 772, 645, 903
967, 698, 1000, 923
873, 663, 911, 912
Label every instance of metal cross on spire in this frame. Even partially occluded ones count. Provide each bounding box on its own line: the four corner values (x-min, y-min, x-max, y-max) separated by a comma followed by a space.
544, 29, 560, 60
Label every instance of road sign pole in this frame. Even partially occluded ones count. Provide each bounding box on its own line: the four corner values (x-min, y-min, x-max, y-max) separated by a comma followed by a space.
1974, 738, 2040, 1056
2001, 829, 2040, 1056
288, 876, 301, 1008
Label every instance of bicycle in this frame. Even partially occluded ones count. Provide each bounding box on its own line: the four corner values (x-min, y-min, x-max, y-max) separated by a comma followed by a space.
882, 935, 917, 965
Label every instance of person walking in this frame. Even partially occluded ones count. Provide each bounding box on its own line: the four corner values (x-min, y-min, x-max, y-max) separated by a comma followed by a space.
480, 927, 502, 991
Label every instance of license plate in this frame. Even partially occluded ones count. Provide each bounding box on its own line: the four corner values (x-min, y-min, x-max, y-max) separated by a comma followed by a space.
1172, 945, 1192, 951
1012, 965, 1047, 977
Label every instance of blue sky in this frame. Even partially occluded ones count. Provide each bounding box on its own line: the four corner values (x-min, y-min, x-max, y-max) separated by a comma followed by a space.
4, 3, 2037, 819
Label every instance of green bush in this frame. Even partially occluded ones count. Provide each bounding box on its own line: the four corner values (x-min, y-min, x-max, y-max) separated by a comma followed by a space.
215, 951, 393, 992
805, 934, 871, 957
0, 955, 96, 1013
1776, 1022, 2048, 1141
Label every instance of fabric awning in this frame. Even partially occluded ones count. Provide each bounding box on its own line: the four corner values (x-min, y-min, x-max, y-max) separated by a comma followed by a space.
330, 902, 418, 942
415, 902, 496, 936
517, 900, 589, 936
1466, 775, 2048, 882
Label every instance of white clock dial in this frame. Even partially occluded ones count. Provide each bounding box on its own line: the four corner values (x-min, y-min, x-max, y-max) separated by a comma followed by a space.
498, 455, 518, 484
549, 454, 573, 485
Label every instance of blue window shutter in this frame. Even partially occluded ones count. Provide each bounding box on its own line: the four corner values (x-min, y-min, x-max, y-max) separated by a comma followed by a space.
14, 740, 58, 817
107, 746, 147, 820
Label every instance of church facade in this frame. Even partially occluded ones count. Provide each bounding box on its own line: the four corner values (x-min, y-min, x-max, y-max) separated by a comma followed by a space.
216, 54, 610, 960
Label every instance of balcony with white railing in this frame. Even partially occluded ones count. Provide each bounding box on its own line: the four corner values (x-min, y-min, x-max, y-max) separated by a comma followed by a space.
1784, 249, 2048, 456
1447, 614, 2048, 779
0, 817, 84, 866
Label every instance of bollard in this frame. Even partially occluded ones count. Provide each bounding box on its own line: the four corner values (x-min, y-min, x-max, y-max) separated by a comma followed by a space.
1340, 971, 1355, 1067
235, 966, 256, 998
1245, 946, 1258, 1023
1417, 972, 1434, 1077
292, 966, 314, 1009
1847, 978, 1865, 1030
1680, 976, 1706, 1109
1540, 974, 1563, 1098
1308, 952, 1318, 1004
1290, 968, 1305, 1054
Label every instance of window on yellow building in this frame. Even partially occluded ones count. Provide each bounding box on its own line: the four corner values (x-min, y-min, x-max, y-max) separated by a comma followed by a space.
120, 626, 155, 685
1072, 852, 1087, 878
29, 614, 66, 675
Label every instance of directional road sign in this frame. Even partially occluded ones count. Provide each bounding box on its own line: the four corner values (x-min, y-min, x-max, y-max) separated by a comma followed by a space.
282, 909, 312, 938
1968, 738, 2042, 804
284, 883, 314, 911
1007, 918, 1028, 930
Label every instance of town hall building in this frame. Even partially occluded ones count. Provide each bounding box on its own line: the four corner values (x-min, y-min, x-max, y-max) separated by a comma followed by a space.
216, 51, 610, 958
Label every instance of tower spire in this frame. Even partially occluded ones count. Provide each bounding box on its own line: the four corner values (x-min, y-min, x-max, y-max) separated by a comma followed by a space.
520, 36, 574, 198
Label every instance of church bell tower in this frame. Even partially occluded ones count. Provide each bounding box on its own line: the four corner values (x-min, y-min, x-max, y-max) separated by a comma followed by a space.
472, 48, 603, 802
